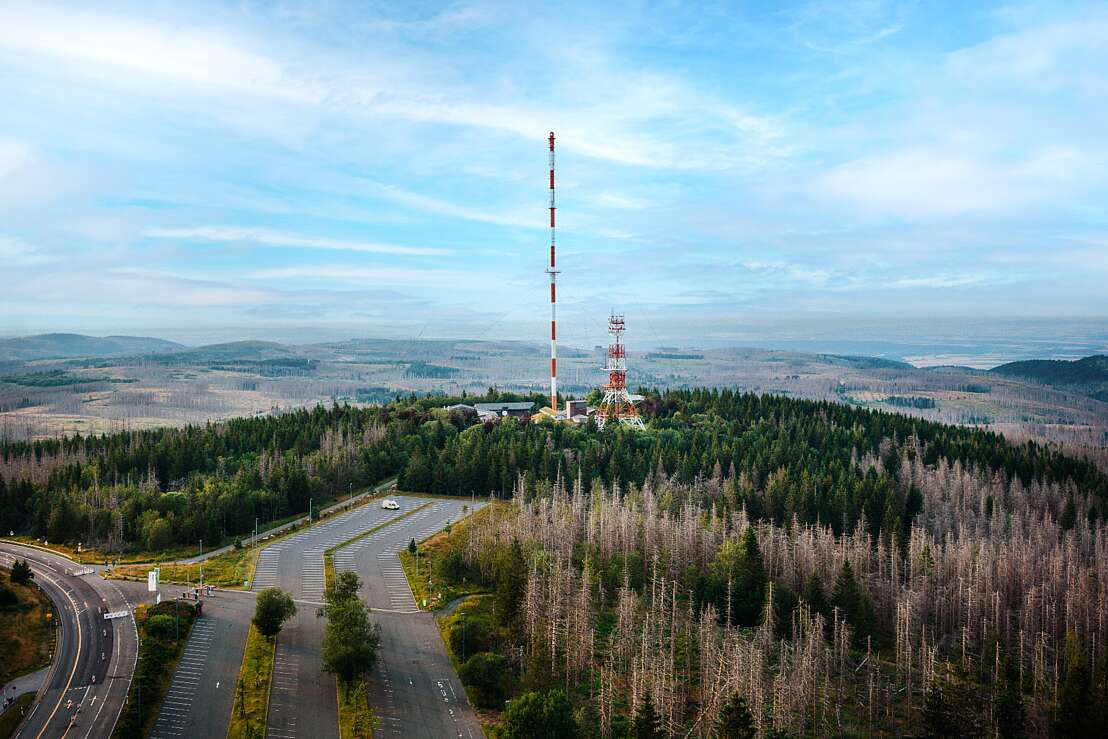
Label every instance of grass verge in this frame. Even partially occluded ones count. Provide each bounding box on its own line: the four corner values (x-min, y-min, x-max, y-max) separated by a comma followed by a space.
227, 624, 275, 739
0, 567, 57, 684
105, 542, 265, 590
337, 678, 376, 739
112, 599, 199, 738
0, 692, 35, 739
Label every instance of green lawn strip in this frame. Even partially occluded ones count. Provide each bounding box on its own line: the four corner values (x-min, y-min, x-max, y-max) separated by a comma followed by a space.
398, 503, 499, 611
226, 624, 275, 739
0, 567, 58, 685
105, 542, 262, 589
112, 599, 199, 738
0, 692, 35, 739
336, 678, 375, 739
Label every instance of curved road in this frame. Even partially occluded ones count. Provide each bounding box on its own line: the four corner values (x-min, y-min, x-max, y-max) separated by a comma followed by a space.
0, 544, 138, 739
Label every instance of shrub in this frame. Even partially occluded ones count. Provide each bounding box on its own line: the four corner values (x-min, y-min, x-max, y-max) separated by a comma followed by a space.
449, 613, 495, 658
145, 614, 177, 641
458, 652, 508, 708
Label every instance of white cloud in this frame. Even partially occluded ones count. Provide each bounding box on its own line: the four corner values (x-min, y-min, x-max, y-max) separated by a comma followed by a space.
0, 235, 57, 265
594, 192, 649, 210
247, 265, 493, 290
813, 146, 1090, 219
0, 4, 321, 102
145, 226, 449, 256
357, 180, 534, 228
0, 5, 785, 172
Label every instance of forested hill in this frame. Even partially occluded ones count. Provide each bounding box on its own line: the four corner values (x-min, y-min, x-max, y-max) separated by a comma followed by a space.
0, 333, 183, 361
991, 354, 1108, 401
0, 388, 1104, 551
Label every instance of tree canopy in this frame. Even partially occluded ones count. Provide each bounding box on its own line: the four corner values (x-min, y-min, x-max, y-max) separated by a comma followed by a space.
253, 587, 296, 639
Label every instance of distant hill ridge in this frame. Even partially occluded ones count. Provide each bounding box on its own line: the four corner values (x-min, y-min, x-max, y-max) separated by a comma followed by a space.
0, 333, 184, 361
990, 355, 1108, 402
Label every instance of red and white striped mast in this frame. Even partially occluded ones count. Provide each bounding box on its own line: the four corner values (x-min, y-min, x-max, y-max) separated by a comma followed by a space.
547, 131, 558, 414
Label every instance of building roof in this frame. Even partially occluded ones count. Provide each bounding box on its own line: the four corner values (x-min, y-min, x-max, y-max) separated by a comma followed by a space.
473, 402, 535, 412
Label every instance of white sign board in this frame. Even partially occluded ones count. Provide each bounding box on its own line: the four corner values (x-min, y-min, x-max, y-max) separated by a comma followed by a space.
147, 569, 159, 592
103, 610, 128, 620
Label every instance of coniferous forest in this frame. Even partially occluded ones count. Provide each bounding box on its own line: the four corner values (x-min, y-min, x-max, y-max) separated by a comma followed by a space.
2, 389, 1106, 735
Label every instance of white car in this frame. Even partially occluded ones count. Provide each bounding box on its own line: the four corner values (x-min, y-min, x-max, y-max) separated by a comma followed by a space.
381, 499, 400, 510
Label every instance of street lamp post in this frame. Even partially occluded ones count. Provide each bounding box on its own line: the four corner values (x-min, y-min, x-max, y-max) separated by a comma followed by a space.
459, 611, 467, 662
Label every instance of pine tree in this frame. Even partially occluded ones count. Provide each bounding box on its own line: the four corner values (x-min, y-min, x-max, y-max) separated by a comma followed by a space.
715, 693, 756, 739
831, 561, 874, 643
627, 692, 663, 739
801, 571, 828, 618
1054, 632, 1094, 738
994, 653, 1025, 739
495, 538, 526, 628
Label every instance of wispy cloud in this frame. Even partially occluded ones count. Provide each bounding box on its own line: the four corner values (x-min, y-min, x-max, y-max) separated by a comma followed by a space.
813, 146, 1090, 219
145, 226, 449, 256
0, 4, 320, 102
247, 265, 492, 290
0, 235, 57, 265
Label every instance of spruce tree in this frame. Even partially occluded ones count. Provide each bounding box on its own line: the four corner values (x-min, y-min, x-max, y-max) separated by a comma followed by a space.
627, 692, 663, 739
801, 571, 828, 618
994, 653, 1025, 738
830, 561, 875, 643
1054, 632, 1094, 738
715, 693, 756, 738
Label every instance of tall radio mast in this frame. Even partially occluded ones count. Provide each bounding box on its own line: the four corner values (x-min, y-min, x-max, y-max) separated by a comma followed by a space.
547, 131, 558, 414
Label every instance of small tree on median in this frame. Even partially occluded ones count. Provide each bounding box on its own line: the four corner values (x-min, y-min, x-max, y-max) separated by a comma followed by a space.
253, 587, 297, 639
319, 571, 380, 684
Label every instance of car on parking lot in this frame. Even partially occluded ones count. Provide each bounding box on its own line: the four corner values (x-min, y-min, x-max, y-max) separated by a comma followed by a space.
381, 499, 400, 510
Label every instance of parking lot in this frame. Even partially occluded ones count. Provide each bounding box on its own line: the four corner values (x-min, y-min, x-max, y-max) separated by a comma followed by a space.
143, 589, 254, 739
334, 498, 485, 738
150, 616, 216, 738
259, 496, 439, 739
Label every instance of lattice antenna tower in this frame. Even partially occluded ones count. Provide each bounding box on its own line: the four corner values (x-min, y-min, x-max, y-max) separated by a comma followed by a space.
596, 313, 645, 429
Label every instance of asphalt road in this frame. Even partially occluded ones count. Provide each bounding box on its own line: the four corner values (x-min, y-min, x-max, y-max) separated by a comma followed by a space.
0, 543, 138, 739
333, 498, 485, 739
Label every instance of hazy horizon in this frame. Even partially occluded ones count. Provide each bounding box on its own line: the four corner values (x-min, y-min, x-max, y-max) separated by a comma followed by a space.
3, 1, 1107, 353
4, 315, 1108, 369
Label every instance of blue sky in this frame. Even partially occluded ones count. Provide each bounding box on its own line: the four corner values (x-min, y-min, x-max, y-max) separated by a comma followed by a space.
1, 0, 1106, 348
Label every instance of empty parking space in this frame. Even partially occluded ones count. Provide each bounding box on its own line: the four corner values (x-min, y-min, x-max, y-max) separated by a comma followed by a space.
378, 554, 416, 610
150, 617, 216, 739
300, 553, 327, 602
266, 643, 302, 739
